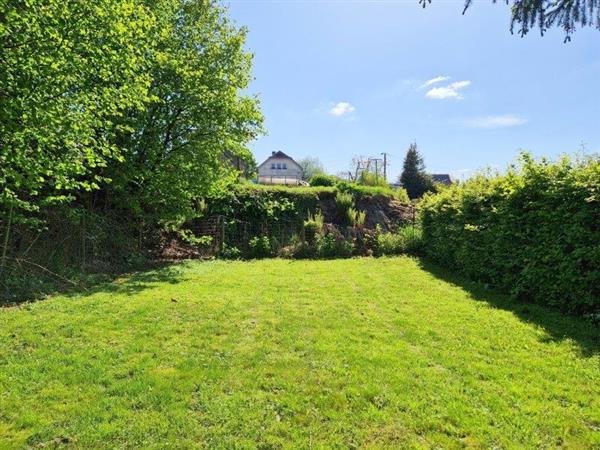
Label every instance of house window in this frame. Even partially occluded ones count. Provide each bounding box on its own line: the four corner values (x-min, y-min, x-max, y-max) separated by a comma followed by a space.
276, 163, 281, 169
282, 163, 287, 170
271, 163, 276, 169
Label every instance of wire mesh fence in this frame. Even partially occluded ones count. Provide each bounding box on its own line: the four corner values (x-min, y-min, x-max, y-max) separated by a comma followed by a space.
1, 201, 418, 300
0, 209, 150, 296
190, 215, 306, 256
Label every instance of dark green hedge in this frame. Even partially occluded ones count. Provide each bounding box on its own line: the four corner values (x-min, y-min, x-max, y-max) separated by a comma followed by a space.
419, 154, 600, 315
309, 174, 338, 186
202, 183, 409, 224
203, 184, 336, 224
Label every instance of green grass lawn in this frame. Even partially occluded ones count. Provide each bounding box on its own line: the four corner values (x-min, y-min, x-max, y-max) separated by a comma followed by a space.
1, 257, 598, 449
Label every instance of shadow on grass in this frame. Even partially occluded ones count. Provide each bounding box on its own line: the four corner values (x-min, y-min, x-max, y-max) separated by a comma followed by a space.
0, 260, 189, 307
417, 258, 600, 358
76, 262, 187, 298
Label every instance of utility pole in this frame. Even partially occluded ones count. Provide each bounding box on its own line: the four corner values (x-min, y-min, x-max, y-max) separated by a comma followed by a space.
368, 157, 384, 183
352, 156, 372, 182
374, 159, 379, 182
381, 152, 389, 181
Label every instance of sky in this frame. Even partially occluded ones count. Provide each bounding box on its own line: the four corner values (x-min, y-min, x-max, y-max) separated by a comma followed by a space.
226, 0, 600, 181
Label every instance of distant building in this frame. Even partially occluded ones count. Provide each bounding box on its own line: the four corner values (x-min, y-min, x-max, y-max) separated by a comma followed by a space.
431, 174, 453, 186
257, 151, 306, 186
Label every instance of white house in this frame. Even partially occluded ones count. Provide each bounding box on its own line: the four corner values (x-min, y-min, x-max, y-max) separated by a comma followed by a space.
257, 151, 306, 185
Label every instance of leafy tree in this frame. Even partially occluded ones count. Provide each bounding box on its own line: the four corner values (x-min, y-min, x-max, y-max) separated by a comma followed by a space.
0, 0, 154, 223
1, 0, 262, 229
399, 143, 434, 199
298, 157, 325, 181
358, 171, 388, 187
105, 0, 263, 225
309, 174, 337, 186
225, 148, 258, 180
421, 0, 600, 40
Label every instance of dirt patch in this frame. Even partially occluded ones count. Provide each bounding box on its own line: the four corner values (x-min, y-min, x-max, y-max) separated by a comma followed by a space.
156, 233, 200, 260
356, 196, 415, 231
320, 194, 415, 231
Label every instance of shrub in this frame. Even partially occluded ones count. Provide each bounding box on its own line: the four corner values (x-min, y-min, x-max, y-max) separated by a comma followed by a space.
334, 180, 353, 192
374, 226, 423, 256
397, 226, 424, 254
219, 244, 242, 260
375, 230, 405, 256
419, 153, 600, 315
303, 212, 324, 244
392, 188, 410, 203
178, 230, 213, 247
336, 181, 400, 198
335, 191, 354, 226
309, 174, 338, 186
357, 171, 388, 187
248, 236, 271, 259
347, 208, 366, 229
315, 232, 354, 258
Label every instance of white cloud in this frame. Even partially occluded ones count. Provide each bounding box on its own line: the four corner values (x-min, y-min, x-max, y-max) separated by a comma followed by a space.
425, 80, 471, 100
420, 76, 450, 88
329, 102, 355, 117
449, 80, 471, 90
462, 114, 527, 129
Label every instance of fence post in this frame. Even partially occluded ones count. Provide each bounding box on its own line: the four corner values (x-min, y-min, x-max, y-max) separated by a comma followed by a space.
0, 202, 14, 276
138, 219, 143, 253
411, 205, 417, 242
81, 210, 86, 269
220, 216, 225, 253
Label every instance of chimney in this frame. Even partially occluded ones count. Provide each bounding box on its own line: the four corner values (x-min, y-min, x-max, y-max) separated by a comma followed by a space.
272, 151, 276, 156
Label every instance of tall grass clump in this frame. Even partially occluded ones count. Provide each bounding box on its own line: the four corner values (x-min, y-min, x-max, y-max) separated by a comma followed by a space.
303, 211, 324, 244
335, 191, 354, 226
347, 208, 366, 229
392, 187, 410, 203
419, 153, 600, 315
375, 226, 423, 256
248, 236, 272, 259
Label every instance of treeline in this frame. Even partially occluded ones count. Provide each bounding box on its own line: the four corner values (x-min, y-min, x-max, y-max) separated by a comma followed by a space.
1, 0, 262, 228
420, 154, 600, 316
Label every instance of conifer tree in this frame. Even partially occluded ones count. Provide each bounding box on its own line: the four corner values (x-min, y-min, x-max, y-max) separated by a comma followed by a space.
399, 143, 434, 199
421, 0, 600, 40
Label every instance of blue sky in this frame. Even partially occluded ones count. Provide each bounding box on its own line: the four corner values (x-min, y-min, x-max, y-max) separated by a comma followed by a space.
227, 0, 600, 181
